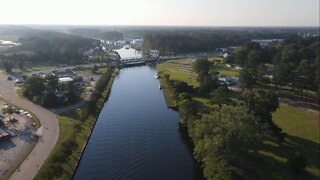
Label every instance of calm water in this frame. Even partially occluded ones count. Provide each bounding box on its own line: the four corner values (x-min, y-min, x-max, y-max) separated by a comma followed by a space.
73, 66, 198, 180
115, 47, 143, 60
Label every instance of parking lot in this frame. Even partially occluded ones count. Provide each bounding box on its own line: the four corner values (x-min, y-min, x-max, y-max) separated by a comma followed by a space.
0, 100, 37, 177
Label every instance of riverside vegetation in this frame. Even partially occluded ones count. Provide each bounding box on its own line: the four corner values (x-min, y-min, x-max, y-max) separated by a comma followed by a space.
34, 66, 116, 179
157, 57, 319, 179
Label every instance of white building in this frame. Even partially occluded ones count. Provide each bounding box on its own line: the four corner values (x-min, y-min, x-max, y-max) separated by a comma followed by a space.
59, 77, 74, 83
131, 39, 144, 46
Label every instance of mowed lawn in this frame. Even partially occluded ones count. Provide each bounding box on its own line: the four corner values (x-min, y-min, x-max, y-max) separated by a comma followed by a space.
157, 59, 199, 87
250, 104, 320, 179
273, 104, 319, 144
272, 104, 320, 178
211, 63, 240, 77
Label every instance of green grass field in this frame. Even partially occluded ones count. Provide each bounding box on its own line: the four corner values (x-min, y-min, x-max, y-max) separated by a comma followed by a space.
272, 104, 319, 178
273, 104, 319, 143
157, 59, 240, 108
212, 63, 240, 77
247, 104, 320, 179
157, 59, 199, 87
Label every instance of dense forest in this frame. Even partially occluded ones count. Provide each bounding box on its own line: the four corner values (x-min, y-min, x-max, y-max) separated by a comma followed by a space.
141, 28, 318, 55
0, 31, 100, 70
13, 32, 98, 52
69, 28, 124, 41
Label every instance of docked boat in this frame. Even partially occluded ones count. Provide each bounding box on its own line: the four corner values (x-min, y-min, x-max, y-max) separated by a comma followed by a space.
154, 73, 159, 79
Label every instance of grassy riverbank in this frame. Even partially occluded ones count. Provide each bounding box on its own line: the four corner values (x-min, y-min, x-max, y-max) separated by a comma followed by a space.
34, 68, 116, 179
156, 60, 320, 179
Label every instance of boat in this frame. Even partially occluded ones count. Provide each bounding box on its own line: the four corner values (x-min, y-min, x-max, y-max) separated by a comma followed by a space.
154, 73, 159, 79
159, 85, 162, 89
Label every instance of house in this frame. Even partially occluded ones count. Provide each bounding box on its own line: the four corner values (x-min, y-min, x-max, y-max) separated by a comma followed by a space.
59, 77, 74, 83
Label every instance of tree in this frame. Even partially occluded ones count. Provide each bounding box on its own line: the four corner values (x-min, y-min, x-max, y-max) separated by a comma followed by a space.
210, 86, 229, 106
42, 91, 59, 107
315, 57, 320, 96
239, 67, 256, 90
256, 64, 268, 87
0, 60, 14, 73
193, 58, 212, 75
46, 74, 59, 90
64, 82, 78, 104
173, 80, 194, 94
192, 105, 264, 180
247, 50, 265, 67
294, 59, 314, 97
242, 89, 285, 142
178, 98, 197, 125
199, 75, 219, 94
16, 60, 25, 71
234, 48, 246, 66
273, 62, 291, 89
23, 76, 45, 99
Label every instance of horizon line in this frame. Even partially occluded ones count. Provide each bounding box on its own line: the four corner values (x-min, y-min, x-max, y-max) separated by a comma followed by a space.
0, 24, 319, 28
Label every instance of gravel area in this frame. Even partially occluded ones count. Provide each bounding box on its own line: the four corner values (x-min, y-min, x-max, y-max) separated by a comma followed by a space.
0, 101, 36, 177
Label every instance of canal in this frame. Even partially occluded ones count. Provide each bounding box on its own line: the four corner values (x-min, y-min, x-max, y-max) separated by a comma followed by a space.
73, 65, 198, 179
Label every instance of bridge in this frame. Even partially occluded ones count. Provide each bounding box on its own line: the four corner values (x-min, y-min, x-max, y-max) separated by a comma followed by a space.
119, 54, 201, 67
120, 57, 158, 67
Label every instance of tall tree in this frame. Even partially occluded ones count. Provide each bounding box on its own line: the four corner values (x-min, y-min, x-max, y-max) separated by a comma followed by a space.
192, 105, 264, 180
294, 59, 314, 97
23, 76, 45, 99
242, 89, 285, 142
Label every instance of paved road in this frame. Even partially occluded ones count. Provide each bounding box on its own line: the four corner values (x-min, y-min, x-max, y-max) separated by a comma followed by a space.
0, 73, 59, 180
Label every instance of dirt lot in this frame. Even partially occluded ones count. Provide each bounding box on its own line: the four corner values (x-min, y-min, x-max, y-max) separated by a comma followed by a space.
0, 101, 36, 177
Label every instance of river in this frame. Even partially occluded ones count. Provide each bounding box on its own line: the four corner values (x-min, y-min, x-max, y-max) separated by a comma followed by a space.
115, 47, 143, 60
73, 65, 199, 179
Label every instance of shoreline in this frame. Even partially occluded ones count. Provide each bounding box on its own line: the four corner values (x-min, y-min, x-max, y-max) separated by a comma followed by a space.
70, 70, 117, 179
33, 68, 117, 179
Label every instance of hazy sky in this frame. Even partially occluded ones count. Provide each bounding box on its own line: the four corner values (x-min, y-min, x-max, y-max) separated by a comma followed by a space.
1, 0, 319, 26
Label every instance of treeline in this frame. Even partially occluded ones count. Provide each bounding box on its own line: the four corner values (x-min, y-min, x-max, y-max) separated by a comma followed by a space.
0, 50, 85, 72
99, 31, 124, 41
35, 66, 115, 180
225, 36, 320, 98
0, 32, 100, 71
13, 32, 98, 52
69, 28, 124, 41
142, 30, 299, 55
161, 58, 295, 179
